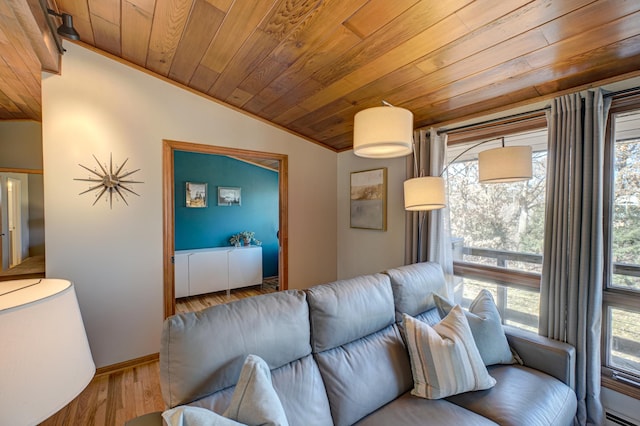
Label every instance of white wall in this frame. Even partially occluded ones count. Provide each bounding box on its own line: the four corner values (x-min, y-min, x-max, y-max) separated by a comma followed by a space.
336, 152, 406, 279
42, 43, 337, 368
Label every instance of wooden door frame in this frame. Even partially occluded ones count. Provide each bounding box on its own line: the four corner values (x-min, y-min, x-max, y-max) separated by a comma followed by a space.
162, 140, 288, 318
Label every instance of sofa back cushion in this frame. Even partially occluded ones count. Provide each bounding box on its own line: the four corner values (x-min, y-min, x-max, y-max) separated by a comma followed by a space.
307, 273, 395, 352
160, 291, 322, 411
307, 274, 413, 426
385, 262, 449, 322
191, 355, 333, 426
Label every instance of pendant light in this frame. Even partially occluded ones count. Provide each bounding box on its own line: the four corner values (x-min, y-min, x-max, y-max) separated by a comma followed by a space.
403, 137, 533, 211
353, 102, 413, 158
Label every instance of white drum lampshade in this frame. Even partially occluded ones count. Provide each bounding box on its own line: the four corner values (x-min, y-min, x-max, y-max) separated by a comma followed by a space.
353, 106, 414, 158
404, 176, 446, 211
478, 145, 532, 183
0, 279, 95, 425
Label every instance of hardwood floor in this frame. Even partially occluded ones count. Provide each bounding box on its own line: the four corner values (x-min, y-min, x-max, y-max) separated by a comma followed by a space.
175, 283, 277, 315
40, 284, 277, 425
38, 360, 164, 426
0, 255, 45, 281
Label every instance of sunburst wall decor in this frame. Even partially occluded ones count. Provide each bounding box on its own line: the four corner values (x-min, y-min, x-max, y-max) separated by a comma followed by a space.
74, 154, 143, 208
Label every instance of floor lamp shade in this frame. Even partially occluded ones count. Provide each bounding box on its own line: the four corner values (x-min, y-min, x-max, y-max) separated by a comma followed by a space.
353, 106, 413, 158
478, 146, 532, 183
0, 279, 95, 425
404, 176, 446, 210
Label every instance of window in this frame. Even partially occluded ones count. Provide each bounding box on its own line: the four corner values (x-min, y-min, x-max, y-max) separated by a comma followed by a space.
443, 92, 640, 398
445, 127, 547, 332
603, 106, 640, 388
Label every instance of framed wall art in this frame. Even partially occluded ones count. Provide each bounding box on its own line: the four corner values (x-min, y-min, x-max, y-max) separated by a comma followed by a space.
185, 182, 207, 208
350, 168, 387, 231
218, 187, 241, 206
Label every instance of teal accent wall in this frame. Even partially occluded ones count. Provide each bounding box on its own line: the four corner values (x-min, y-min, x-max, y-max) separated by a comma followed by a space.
174, 151, 279, 278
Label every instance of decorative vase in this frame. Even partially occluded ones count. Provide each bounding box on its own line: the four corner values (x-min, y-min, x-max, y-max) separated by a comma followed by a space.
243, 238, 251, 246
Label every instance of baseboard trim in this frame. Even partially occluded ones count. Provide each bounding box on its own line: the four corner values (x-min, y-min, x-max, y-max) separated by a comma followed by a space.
95, 353, 159, 377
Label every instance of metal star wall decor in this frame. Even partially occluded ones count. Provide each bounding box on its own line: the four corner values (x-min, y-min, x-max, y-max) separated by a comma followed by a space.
74, 154, 143, 208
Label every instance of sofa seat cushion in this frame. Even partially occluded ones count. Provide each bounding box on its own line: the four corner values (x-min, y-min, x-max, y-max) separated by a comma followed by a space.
446, 365, 577, 426
354, 392, 498, 426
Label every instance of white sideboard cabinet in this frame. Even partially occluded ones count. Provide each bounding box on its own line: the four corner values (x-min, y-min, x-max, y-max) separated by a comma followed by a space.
174, 246, 263, 297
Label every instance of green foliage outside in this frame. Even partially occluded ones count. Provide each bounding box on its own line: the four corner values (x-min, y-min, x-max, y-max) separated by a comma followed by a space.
612, 139, 640, 291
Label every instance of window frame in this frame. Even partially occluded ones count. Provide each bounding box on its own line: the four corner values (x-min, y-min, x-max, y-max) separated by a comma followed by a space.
443, 96, 640, 400
447, 113, 547, 281
446, 115, 547, 329
602, 91, 640, 399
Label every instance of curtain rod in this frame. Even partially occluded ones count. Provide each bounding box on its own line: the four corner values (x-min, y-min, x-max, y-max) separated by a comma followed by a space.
604, 85, 640, 98
436, 85, 640, 135
437, 107, 549, 135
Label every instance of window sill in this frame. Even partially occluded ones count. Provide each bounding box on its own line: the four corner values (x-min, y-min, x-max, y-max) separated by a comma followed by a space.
602, 375, 640, 400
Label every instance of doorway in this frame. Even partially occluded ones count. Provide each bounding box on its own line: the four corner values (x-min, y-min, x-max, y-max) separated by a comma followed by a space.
0, 169, 45, 280
7, 177, 22, 267
162, 139, 288, 318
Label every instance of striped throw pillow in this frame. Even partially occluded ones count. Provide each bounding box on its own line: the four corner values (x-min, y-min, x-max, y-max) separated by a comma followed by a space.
403, 305, 496, 399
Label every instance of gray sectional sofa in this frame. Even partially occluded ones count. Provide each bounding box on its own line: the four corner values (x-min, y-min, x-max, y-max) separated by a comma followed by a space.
128, 262, 577, 426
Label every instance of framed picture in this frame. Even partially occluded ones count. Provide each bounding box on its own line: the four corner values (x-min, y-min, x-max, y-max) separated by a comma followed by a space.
350, 168, 387, 230
218, 187, 241, 206
185, 182, 207, 208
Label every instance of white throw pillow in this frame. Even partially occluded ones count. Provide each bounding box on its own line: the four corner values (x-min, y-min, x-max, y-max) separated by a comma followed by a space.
162, 406, 243, 426
434, 290, 517, 366
162, 354, 289, 426
403, 305, 496, 399
223, 354, 289, 426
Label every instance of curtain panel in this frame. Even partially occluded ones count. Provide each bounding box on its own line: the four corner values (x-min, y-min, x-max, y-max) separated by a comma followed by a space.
405, 128, 454, 299
540, 90, 611, 426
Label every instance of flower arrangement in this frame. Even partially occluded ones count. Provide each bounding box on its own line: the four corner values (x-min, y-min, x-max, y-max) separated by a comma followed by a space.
229, 231, 261, 247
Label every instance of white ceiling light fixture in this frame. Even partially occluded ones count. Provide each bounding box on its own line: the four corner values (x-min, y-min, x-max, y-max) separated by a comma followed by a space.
479, 142, 532, 183
403, 137, 533, 211
353, 101, 414, 158
404, 176, 446, 211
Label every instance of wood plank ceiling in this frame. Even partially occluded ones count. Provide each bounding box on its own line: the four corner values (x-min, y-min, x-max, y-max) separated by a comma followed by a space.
4, 0, 640, 151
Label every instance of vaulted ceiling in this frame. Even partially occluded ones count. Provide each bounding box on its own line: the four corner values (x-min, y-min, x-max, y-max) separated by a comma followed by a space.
3, 0, 640, 151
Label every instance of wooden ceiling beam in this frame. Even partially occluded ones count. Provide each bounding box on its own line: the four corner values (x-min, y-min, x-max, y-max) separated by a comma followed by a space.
14, 0, 61, 73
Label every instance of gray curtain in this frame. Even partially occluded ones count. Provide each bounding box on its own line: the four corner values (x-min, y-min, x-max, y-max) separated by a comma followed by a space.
540, 90, 611, 426
405, 128, 455, 298
405, 129, 430, 264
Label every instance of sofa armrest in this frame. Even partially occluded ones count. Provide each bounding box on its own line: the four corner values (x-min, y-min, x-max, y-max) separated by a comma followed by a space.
503, 325, 575, 390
